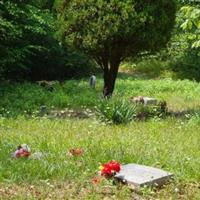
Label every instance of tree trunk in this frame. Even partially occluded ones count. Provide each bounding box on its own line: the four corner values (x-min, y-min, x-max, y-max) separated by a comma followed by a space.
103, 61, 120, 98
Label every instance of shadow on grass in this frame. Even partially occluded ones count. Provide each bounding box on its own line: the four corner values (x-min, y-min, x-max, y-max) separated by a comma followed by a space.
167, 107, 200, 119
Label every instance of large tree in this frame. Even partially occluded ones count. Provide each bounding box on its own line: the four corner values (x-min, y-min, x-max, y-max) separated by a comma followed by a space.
57, 0, 176, 97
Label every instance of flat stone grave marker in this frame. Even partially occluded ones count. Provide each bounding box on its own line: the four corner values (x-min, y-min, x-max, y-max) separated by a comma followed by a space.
143, 97, 157, 105
115, 164, 173, 190
131, 96, 158, 105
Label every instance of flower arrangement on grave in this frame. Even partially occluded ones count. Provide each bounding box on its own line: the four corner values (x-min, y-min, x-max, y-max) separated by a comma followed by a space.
13, 144, 31, 158
99, 160, 121, 178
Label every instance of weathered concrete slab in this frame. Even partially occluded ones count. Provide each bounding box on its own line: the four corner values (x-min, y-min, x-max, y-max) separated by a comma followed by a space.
131, 96, 157, 105
115, 164, 173, 190
143, 97, 157, 105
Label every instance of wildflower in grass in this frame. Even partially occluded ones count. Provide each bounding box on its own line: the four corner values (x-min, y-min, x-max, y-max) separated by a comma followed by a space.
99, 160, 121, 177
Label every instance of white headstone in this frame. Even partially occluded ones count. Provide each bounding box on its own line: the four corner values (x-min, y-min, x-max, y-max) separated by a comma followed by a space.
89, 75, 96, 88
115, 164, 173, 190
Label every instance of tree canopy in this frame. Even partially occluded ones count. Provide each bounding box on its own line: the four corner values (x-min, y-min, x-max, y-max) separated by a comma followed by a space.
0, 0, 54, 78
179, 5, 200, 50
57, 0, 177, 96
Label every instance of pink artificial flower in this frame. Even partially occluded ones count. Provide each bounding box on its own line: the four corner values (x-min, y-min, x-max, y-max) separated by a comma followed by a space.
14, 144, 31, 158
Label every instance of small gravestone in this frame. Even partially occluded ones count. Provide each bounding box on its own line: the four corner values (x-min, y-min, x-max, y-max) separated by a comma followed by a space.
131, 96, 157, 105
89, 75, 96, 89
143, 97, 157, 105
115, 164, 173, 190
39, 106, 46, 116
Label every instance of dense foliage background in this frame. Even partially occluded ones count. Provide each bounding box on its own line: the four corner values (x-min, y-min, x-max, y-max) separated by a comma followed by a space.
0, 0, 199, 81
170, 4, 200, 80
0, 0, 95, 81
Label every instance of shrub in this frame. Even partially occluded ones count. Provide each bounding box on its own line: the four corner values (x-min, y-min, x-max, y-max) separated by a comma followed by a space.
170, 48, 200, 81
97, 99, 136, 124
134, 58, 170, 78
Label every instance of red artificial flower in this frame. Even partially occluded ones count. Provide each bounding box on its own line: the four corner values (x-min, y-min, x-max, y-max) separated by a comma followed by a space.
91, 176, 102, 185
108, 160, 121, 172
68, 148, 84, 157
100, 160, 121, 177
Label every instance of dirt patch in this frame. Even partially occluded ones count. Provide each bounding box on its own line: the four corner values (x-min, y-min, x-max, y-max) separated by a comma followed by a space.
0, 182, 199, 200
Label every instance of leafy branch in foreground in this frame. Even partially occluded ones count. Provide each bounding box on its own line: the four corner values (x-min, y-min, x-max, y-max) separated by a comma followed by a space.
179, 5, 200, 50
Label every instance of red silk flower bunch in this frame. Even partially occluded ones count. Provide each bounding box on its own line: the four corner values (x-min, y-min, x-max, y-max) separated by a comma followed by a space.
99, 160, 121, 177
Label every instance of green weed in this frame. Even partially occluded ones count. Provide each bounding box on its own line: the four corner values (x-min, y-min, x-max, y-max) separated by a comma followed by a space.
97, 99, 136, 124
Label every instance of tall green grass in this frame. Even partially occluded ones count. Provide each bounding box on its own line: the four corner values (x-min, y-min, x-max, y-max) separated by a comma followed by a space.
1, 75, 200, 117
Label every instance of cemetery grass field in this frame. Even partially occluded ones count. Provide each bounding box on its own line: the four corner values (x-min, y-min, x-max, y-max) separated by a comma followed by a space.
1, 73, 200, 199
